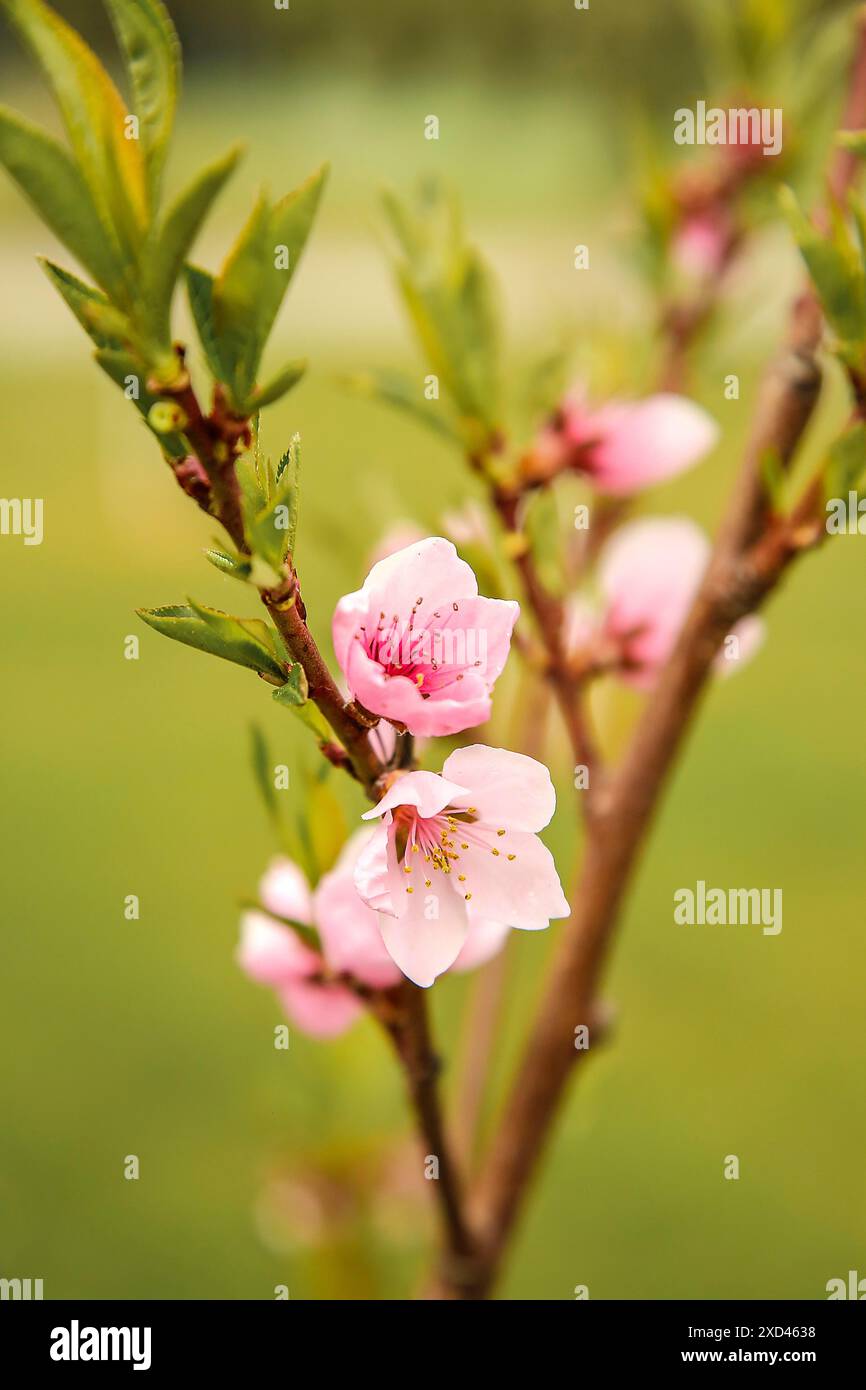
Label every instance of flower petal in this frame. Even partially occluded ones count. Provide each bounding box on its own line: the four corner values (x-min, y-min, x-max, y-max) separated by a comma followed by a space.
590, 394, 719, 496
378, 880, 469, 987
362, 770, 469, 822
599, 517, 708, 685
278, 979, 364, 1038
442, 745, 557, 832
315, 859, 403, 989
258, 857, 314, 924
452, 919, 510, 972
458, 827, 569, 930
236, 910, 320, 987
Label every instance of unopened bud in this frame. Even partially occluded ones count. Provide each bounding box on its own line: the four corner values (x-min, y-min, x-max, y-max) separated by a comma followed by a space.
148, 401, 188, 434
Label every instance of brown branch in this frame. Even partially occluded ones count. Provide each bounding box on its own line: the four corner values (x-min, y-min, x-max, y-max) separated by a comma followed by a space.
440, 12, 866, 1300
370, 981, 478, 1284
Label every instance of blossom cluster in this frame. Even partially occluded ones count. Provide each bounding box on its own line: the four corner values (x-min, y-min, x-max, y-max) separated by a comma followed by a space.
239, 386, 761, 1032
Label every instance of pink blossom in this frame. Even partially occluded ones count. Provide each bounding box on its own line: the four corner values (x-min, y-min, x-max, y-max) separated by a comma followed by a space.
588, 517, 763, 688
671, 211, 730, 279
333, 537, 519, 737
238, 830, 513, 1029
237, 838, 400, 1039
537, 388, 718, 496
355, 746, 569, 987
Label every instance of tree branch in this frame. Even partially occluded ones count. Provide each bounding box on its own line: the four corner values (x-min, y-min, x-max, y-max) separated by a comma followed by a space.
443, 13, 866, 1300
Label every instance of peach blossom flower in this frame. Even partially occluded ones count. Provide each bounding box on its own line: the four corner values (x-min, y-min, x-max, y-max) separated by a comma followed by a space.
355, 746, 569, 987
333, 537, 518, 736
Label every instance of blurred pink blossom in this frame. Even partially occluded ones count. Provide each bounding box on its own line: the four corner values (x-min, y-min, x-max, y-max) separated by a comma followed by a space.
575, 517, 763, 688
536, 388, 718, 495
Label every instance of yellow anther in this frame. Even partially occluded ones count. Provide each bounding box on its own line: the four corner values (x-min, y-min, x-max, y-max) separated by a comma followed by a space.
507, 853, 516, 861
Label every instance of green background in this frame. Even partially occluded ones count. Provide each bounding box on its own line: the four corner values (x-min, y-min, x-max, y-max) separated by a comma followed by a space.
0, 0, 863, 1299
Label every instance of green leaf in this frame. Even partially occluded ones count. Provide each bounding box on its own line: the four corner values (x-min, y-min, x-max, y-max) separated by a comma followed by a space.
273, 662, 308, 705
272, 678, 333, 744
825, 422, 866, 499
212, 191, 272, 406
246, 450, 300, 572
143, 143, 242, 348
93, 346, 186, 457
39, 259, 121, 348
249, 721, 279, 822
0, 106, 124, 297
204, 544, 252, 582
343, 367, 462, 441
258, 163, 329, 348
304, 765, 347, 877
3, 0, 147, 287
240, 358, 307, 413
137, 600, 286, 681
102, 0, 180, 207
185, 264, 228, 382
781, 186, 866, 346
837, 130, 866, 156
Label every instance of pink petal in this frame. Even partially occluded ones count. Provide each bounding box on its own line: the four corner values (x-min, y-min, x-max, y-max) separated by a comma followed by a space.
332, 537, 517, 737
361, 536, 480, 618
377, 880, 469, 987
714, 614, 765, 677
599, 517, 709, 685
362, 770, 469, 822
442, 745, 557, 832
314, 855, 403, 989
344, 641, 494, 736
258, 857, 314, 924
457, 827, 570, 930
278, 979, 364, 1038
236, 910, 320, 987
452, 920, 510, 972
589, 394, 719, 496
353, 818, 402, 916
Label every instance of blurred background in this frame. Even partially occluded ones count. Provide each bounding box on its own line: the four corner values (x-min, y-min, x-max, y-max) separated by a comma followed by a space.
1, 0, 864, 1299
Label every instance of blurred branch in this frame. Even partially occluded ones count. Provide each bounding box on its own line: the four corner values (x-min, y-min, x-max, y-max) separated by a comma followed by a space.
439, 9, 866, 1301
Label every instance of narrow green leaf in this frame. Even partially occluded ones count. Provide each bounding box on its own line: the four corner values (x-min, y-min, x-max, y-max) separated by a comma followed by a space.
246, 437, 300, 571
137, 601, 286, 680
272, 682, 333, 743
185, 263, 228, 381
258, 163, 329, 348
343, 367, 462, 441
249, 722, 278, 820
213, 191, 272, 406
273, 662, 309, 705
39, 259, 122, 348
0, 106, 123, 296
3, 0, 147, 283
304, 766, 347, 877
204, 544, 252, 581
240, 359, 307, 413
93, 346, 186, 457
102, 0, 180, 206
825, 422, 866, 499
143, 143, 242, 347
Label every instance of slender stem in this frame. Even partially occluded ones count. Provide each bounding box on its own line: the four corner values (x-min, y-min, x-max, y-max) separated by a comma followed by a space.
372, 982, 478, 1284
